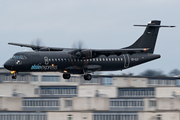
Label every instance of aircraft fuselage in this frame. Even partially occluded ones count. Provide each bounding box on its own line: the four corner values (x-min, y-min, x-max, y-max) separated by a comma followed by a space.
4, 51, 160, 74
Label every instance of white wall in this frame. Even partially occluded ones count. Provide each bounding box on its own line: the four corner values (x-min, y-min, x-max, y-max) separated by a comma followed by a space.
73, 97, 109, 111
144, 98, 156, 111
0, 83, 38, 97
113, 77, 147, 87
60, 98, 73, 111
78, 85, 117, 98
138, 111, 179, 120
157, 98, 180, 110
47, 111, 92, 120
156, 87, 180, 98
0, 97, 22, 111
144, 98, 180, 111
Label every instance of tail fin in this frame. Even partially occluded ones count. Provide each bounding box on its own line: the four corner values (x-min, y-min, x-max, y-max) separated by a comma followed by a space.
125, 20, 175, 53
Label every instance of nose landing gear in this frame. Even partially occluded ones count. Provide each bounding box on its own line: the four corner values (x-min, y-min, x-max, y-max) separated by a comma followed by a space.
12, 75, 17, 79
11, 71, 17, 79
84, 74, 92, 80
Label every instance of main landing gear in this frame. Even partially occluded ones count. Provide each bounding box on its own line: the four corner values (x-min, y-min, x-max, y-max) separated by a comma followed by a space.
84, 74, 92, 80
62, 73, 92, 80
63, 73, 71, 79
11, 71, 17, 79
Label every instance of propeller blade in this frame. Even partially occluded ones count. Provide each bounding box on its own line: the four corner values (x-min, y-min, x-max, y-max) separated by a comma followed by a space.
31, 38, 44, 51
71, 40, 86, 58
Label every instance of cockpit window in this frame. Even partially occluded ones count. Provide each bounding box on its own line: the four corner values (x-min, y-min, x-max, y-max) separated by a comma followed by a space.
12, 55, 27, 60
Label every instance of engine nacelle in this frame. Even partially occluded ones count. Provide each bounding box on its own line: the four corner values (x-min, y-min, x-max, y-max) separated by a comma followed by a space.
81, 50, 99, 59
81, 50, 92, 59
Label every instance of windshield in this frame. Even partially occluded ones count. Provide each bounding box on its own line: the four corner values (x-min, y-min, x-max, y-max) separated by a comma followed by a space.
12, 55, 27, 60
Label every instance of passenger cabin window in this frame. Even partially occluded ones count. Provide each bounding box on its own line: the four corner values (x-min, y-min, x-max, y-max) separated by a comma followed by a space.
12, 55, 27, 60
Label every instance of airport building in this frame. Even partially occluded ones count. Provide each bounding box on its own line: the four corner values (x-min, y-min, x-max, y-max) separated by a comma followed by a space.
1, 67, 180, 120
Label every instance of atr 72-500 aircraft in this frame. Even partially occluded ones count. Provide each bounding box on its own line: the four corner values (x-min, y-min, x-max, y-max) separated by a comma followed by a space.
4, 20, 175, 80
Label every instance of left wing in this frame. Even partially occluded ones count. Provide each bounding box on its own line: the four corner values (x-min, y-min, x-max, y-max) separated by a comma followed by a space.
8, 42, 64, 51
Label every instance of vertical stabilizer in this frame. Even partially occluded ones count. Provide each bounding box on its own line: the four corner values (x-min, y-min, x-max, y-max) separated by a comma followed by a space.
125, 20, 161, 53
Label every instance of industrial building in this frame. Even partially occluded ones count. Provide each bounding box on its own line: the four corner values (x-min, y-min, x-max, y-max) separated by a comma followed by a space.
1, 67, 180, 120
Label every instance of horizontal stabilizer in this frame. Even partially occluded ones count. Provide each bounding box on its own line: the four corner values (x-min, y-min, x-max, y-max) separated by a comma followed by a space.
134, 25, 176, 27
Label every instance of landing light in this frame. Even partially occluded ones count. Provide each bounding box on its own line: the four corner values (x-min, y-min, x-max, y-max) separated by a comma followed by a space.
52, 64, 54, 66
143, 48, 147, 51
63, 70, 67, 73
11, 71, 16, 74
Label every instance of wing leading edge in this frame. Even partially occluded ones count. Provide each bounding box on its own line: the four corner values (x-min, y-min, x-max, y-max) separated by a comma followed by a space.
8, 42, 64, 51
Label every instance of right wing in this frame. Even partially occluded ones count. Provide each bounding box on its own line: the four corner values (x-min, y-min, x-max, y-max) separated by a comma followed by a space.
92, 48, 150, 56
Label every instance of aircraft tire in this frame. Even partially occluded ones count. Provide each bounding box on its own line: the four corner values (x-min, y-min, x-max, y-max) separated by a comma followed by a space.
84, 74, 92, 80
12, 75, 17, 79
63, 73, 71, 79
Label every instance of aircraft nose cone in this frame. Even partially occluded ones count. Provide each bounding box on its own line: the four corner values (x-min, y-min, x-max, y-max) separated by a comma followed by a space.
4, 60, 12, 70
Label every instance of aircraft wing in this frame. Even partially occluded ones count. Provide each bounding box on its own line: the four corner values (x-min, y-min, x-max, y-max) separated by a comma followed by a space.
8, 42, 150, 56
8, 43, 64, 51
92, 48, 150, 56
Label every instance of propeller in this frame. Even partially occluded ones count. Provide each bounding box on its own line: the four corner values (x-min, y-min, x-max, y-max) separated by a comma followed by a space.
71, 40, 87, 59
31, 38, 44, 51
75, 41, 83, 58
69, 40, 91, 69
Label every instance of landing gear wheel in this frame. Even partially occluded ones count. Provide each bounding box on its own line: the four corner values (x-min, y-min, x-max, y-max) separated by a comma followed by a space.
63, 74, 71, 79
11, 71, 18, 79
12, 75, 17, 79
84, 74, 92, 80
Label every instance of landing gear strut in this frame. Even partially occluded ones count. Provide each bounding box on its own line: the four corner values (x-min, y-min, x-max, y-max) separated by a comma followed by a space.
63, 73, 71, 79
84, 74, 92, 80
11, 71, 17, 79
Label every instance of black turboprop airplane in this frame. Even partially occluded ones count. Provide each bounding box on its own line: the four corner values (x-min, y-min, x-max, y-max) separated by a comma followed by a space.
4, 20, 175, 80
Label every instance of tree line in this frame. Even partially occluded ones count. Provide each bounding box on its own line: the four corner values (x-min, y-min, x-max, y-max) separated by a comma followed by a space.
139, 69, 180, 77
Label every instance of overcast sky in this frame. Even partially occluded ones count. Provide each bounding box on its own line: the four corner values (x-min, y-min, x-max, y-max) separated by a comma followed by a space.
0, 0, 180, 75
